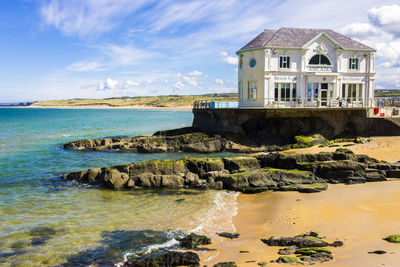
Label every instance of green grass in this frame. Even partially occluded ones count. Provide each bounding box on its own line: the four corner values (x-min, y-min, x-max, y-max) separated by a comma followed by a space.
31, 94, 238, 107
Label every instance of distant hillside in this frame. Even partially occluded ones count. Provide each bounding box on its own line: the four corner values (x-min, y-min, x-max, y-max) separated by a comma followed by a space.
31, 93, 238, 107
375, 89, 400, 97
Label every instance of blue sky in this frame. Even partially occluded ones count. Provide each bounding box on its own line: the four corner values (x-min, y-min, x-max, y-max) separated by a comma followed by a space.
1, 0, 400, 102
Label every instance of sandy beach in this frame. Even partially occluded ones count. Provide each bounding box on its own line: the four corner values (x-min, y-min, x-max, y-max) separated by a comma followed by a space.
16, 105, 193, 111
202, 136, 400, 266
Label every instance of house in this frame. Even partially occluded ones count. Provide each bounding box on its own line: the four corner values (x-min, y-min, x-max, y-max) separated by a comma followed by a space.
237, 27, 376, 108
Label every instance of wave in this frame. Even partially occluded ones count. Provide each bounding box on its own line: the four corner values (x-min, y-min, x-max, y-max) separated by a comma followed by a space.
116, 191, 240, 266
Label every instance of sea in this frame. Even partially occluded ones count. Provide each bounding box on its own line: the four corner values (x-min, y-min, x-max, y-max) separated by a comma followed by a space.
0, 108, 238, 266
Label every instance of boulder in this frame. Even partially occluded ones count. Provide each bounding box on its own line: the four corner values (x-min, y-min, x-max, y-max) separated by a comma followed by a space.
213, 262, 237, 267
223, 157, 260, 173
101, 169, 129, 190
177, 233, 211, 249
217, 232, 240, 239
261, 233, 330, 248
124, 249, 200, 267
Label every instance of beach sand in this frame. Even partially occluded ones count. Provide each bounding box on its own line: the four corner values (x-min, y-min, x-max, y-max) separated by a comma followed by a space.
201, 136, 400, 266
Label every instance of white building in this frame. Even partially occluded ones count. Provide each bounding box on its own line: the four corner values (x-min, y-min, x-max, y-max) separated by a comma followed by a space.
237, 27, 376, 108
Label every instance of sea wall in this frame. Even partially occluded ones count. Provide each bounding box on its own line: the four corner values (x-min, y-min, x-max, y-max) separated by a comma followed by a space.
192, 108, 400, 145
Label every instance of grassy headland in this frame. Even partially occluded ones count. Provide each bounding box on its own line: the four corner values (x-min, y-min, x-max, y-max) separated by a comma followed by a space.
30, 93, 237, 108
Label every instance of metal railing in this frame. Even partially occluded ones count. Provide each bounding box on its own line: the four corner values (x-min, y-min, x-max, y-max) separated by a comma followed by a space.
194, 98, 376, 109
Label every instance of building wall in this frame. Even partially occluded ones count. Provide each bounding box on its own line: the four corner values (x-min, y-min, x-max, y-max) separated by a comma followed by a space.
193, 108, 400, 145
237, 35, 375, 107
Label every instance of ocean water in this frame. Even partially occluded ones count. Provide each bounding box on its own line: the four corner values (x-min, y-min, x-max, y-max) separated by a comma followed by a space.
0, 108, 238, 266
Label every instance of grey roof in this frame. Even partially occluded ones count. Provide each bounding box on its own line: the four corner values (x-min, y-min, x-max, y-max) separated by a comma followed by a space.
239, 27, 375, 52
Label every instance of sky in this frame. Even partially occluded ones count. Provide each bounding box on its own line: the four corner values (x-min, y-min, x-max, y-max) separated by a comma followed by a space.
1, 0, 400, 102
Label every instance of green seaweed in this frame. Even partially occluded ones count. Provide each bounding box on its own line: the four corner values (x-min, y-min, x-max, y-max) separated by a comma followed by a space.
295, 247, 332, 255
384, 234, 400, 243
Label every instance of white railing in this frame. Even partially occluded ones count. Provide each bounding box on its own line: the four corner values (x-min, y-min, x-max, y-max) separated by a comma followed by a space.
194, 97, 390, 109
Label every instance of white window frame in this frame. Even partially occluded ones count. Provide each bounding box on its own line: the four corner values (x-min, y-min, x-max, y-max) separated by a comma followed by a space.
348, 57, 359, 70
238, 81, 243, 100
279, 56, 290, 69
248, 81, 257, 100
274, 83, 297, 102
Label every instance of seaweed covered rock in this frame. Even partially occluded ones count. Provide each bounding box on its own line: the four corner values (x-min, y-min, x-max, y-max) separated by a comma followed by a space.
217, 232, 240, 239
124, 249, 200, 267
294, 134, 327, 147
64, 127, 266, 154
213, 262, 237, 267
177, 233, 211, 249
383, 234, 400, 243
262, 233, 330, 248
61, 148, 394, 193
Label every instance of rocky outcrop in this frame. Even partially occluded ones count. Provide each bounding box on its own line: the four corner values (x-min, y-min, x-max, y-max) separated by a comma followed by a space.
61, 148, 397, 193
63, 127, 267, 154
265, 232, 342, 265
124, 249, 200, 267
177, 233, 211, 249
63, 127, 329, 154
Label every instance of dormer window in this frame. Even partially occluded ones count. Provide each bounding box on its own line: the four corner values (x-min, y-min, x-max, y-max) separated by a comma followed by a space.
309, 54, 331, 65
349, 57, 359, 70
280, 56, 290, 69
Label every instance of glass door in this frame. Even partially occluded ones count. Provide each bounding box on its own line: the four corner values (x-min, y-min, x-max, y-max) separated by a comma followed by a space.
320, 83, 328, 106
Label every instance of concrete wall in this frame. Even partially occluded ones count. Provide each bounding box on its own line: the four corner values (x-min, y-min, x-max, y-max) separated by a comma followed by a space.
192, 108, 400, 145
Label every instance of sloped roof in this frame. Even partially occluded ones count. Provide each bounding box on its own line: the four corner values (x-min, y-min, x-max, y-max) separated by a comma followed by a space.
238, 27, 375, 52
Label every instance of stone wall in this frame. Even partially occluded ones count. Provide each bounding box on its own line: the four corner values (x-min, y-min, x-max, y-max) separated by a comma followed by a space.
192, 108, 400, 145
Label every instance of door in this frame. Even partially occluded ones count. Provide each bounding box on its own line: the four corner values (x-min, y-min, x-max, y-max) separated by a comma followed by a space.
320, 83, 328, 106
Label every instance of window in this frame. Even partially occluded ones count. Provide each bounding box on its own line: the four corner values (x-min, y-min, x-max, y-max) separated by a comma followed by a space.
348, 58, 359, 70
309, 54, 331, 65
238, 81, 243, 100
249, 58, 256, 68
274, 83, 296, 102
342, 84, 363, 100
248, 81, 257, 99
313, 83, 318, 98
308, 83, 312, 101
280, 56, 290, 69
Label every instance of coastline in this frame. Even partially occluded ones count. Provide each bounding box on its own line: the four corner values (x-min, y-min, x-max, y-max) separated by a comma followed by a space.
201, 136, 400, 266
8, 105, 193, 111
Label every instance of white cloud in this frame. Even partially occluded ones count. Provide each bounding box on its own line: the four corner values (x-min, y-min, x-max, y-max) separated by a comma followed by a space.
368, 5, 400, 37
96, 78, 120, 91
182, 76, 198, 86
214, 78, 224, 85
40, 0, 150, 37
66, 61, 104, 72
220, 51, 238, 65
188, 70, 202, 76
174, 81, 185, 89
98, 43, 157, 65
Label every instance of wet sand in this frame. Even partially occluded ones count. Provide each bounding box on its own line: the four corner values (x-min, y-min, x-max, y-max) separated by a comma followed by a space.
202, 136, 400, 266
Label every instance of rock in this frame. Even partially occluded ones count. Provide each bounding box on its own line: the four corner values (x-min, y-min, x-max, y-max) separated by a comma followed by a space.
124, 249, 200, 267
330, 241, 344, 247
299, 252, 333, 264
217, 232, 240, 239
177, 233, 211, 249
261, 233, 331, 248
213, 262, 237, 267
278, 245, 298, 255
184, 157, 225, 175
368, 250, 386, 254
160, 175, 185, 188
297, 183, 328, 193
383, 234, 400, 243
101, 169, 129, 190
87, 168, 101, 183
294, 134, 327, 147
387, 170, 400, 178
223, 157, 260, 173
295, 247, 332, 256
276, 256, 302, 264
239, 251, 249, 253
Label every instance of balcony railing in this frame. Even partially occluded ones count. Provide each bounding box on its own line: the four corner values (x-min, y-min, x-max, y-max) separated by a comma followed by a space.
194, 97, 379, 109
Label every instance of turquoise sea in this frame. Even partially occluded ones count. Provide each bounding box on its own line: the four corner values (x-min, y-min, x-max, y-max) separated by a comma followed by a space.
0, 108, 238, 266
